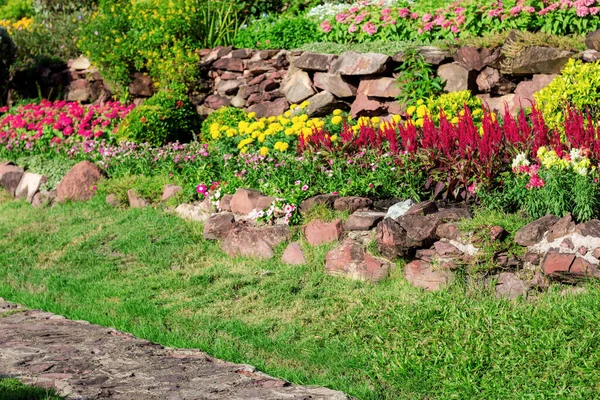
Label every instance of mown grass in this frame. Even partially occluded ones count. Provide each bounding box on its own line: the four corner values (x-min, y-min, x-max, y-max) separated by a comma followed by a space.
0, 379, 61, 400
1, 193, 600, 399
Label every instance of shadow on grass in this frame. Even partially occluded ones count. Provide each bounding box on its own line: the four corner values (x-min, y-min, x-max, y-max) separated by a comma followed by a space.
0, 378, 62, 400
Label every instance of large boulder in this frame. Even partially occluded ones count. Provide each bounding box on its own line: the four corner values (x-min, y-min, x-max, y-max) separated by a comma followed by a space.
350, 94, 387, 118
304, 91, 342, 117
325, 239, 394, 282
246, 98, 289, 118
357, 77, 400, 98
509, 46, 573, 75
56, 161, 104, 203
293, 52, 337, 72
221, 224, 290, 259
512, 74, 557, 110
300, 194, 339, 213
329, 52, 390, 75
128, 72, 155, 97
344, 211, 386, 231
280, 70, 315, 104
0, 164, 24, 197
333, 196, 372, 213
203, 213, 236, 240
281, 242, 306, 265
585, 29, 600, 51
437, 63, 472, 93
313, 73, 357, 98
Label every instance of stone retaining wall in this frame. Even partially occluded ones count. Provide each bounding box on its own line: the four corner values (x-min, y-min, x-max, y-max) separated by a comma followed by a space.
10, 34, 600, 119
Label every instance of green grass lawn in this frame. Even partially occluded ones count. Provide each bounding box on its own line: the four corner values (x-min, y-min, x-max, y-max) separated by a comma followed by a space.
0, 379, 61, 400
2, 192, 600, 399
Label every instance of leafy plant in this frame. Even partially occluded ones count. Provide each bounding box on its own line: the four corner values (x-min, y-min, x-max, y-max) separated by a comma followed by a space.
78, 0, 245, 89
396, 49, 443, 108
0, 0, 33, 20
117, 86, 199, 146
234, 15, 319, 49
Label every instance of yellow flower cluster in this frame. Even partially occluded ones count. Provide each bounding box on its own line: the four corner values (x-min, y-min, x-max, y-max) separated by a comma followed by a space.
0, 17, 33, 32
538, 146, 594, 176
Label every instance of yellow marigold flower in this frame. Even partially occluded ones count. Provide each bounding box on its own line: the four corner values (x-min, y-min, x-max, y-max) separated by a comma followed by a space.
300, 101, 310, 109
211, 131, 221, 139
284, 111, 291, 118
451, 117, 459, 124
285, 128, 294, 136
371, 116, 381, 125
473, 109, 483, 116
226, 128, 237, 137
331, 116, 343, 125
416, 105, 427, 118
299, 114, 309, 122
333, 109, 342, 116
279, 142, 289, 152
417, 99, 424, 105
290, 104, 298, 110
392, 114, 401, 124
415, 118, 424, 127
268, 116, 276, 123
260, 146, 269, 156
330, 135, 338, 142
258, 134, 266, 142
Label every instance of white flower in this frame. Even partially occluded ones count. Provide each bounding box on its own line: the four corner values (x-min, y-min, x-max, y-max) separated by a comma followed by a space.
570, 148, 583, 164
511, 153, 530, 170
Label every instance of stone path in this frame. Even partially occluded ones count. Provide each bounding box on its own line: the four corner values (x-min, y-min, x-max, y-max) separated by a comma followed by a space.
0, 299, 349, 399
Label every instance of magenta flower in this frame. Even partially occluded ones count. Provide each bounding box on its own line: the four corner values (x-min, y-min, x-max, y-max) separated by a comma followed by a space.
196, 184, 208, 195
348, 23, 357, 33
301, 184, 309, 191
362, 21, 378, 35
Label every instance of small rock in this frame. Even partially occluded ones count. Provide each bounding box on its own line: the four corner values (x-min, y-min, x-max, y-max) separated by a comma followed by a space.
546, 213, 575, 242
575, 219, 600, 237
161, 184, 183, 202
344, 211, 385, 231
585, 29, 600, 51
494, 272, 526, 300
71, 56, 91, 70
436, 223, 461, 241
14, 172, 46, 203
313, 72, 357, 98
489, 226, 507, 242
404, 260, 453, 291
32, 190, 56, 208
230, 188, 274, 215
524, 251, 542, 265
333, 196, 372, 213
560, 238, 575, 250
280, 70, 315, 104
221, 224, 290, 259
281, 242, 306, 265
0, 164, 24, 197
293, 52, 337, 72
406, 200, 438, 216
105, 194, 120, 207
514, 215, 559, 246
437, 63, 472, 92
385, 199, 414, 220
56, 161, 104, 203
127, 189, 149, 208
175, 203, 210, 222
350, 94, 387, 118
203, 213, 236, 240
304, 219, 343, 246
541, 252, 575, 277
325, 238, 394, 282
357, 77, 400, 98
299, 194, 339, 213
219, 194, 233, 212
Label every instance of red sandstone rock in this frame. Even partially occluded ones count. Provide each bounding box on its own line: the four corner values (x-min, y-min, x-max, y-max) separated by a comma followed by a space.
281, 242, 306, 265
57, 161, 104, 203
325, 239, 394, 282
305, 219, 343, 246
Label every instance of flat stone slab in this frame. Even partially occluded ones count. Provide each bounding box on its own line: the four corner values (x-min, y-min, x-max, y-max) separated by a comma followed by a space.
0, 298, 349, 400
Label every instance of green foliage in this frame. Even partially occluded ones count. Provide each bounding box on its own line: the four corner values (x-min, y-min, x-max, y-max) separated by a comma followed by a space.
117, 86, 199, 146
10, 12, 82, 70
0, 0, 33, 20
100, 174, 182, 205
396, 50, 443, 108
33, 0, 96, 15
535, 59, 600, 129
14, 154, 76, 190
298, 40, 416, 54
480, 169, 600, 222
78, 0, 245, 89
0, 378, 62, 400
233, 15, 319, 50
427, 90, 483, 123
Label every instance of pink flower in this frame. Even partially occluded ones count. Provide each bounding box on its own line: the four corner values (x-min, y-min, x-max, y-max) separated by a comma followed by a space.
523, 6, 535, 13
320, 20, 332, 33
576, 6, 589, 16
591, 7, 599, 14
510, 5, 522, 15
410, 12, 419, 19
526, 174, 545, 189
422, 13, 432, 22
301, 184, 309, 191
196, 184, 207, 195
354, 13, 367, 24
451, 25, 459, 33
423, 22, 434, 31
398, 8, 410, 18
362, 21, 378, 35
348, 23, 357, 33
335, 13, 347, 23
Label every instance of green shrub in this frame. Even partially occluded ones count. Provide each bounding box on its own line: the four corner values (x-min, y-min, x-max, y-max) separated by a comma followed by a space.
396, 50, 443, 108
117, 86, 199, 146
78, 0, 245, 89
0, 0, 33, 20
233, 15, 319, 50
33, 0, 96, 15
535, 59, 600, 130
10, 12, 82, 70
100, 174, 181, 205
